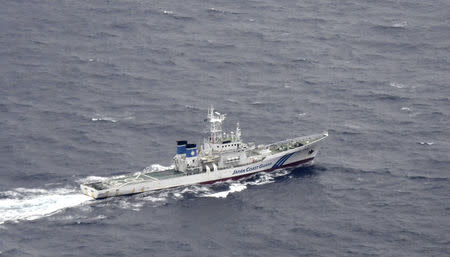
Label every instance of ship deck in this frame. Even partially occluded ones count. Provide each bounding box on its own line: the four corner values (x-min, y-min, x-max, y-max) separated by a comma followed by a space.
87, 169, 185, 190
268, 133, 327, 153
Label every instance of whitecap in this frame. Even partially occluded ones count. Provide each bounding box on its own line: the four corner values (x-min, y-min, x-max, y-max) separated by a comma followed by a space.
390, 82, 407, 89
172, 192, 183, 200
180, 185, 210, 194
401, 107, 411, 111
130, 202, 144, 211
14, 188, 49, 194
142, 195, 167, 202
418, 141, 434, 145
246, 173, 275, 186
91, 116, 117, 123
77, 176, 109, 184
51, 214, 106, 224
392, 21, 407, 28
0, 190, 20, 198
202, 183, 247, 198
92, 215, 107, 220
208, 7, 224, 13
117, 199, 144, 211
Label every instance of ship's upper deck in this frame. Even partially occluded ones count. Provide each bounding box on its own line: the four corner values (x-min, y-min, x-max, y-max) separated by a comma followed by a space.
86, 169, 184, 190
268, 132, 328, 153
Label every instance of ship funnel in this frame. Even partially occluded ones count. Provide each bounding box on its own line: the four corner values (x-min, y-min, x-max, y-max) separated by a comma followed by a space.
185, 144, 198, 158
177, 140, 187, 155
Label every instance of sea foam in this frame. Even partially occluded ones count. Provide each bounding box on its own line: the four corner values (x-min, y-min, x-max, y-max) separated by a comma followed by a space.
0, 187, 91, 224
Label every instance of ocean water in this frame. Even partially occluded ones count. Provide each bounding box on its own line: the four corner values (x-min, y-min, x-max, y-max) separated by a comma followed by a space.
1, 0, 449, 256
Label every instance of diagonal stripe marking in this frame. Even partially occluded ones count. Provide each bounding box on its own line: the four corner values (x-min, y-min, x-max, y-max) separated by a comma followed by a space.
278, 153, 294, 167
272, 154, 290, 169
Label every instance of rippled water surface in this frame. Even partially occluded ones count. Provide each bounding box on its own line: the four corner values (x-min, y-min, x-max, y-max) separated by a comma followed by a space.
1, 0, 449, 256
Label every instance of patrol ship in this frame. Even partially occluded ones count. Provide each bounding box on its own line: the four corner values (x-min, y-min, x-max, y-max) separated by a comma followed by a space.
81, 107, 328, 199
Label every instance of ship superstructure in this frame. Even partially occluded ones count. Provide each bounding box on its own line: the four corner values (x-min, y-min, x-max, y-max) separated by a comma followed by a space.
81, 106, 328, 199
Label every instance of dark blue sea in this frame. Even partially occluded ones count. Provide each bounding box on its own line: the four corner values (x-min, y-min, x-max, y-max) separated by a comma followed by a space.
1, 0, 449, 256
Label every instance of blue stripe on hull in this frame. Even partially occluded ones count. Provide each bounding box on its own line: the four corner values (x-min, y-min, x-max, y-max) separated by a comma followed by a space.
271, 152, 295, 169
272, 155, 287, 168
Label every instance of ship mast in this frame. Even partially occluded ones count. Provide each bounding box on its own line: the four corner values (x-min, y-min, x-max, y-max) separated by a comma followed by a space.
235, 122, 241, 141
208, 105, 226, 143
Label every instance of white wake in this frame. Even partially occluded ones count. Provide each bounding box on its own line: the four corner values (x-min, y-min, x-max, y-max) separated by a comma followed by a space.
202, 169, 290, 198
0, 187, 92, 224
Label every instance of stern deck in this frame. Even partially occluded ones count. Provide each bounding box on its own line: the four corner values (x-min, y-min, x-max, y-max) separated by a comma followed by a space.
85, 169, 185, 190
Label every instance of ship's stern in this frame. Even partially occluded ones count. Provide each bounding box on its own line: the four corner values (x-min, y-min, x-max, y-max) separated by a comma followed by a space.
80, 183, 107, 199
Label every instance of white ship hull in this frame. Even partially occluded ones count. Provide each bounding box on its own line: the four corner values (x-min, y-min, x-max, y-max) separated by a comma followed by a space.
80, 134, 326, 199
